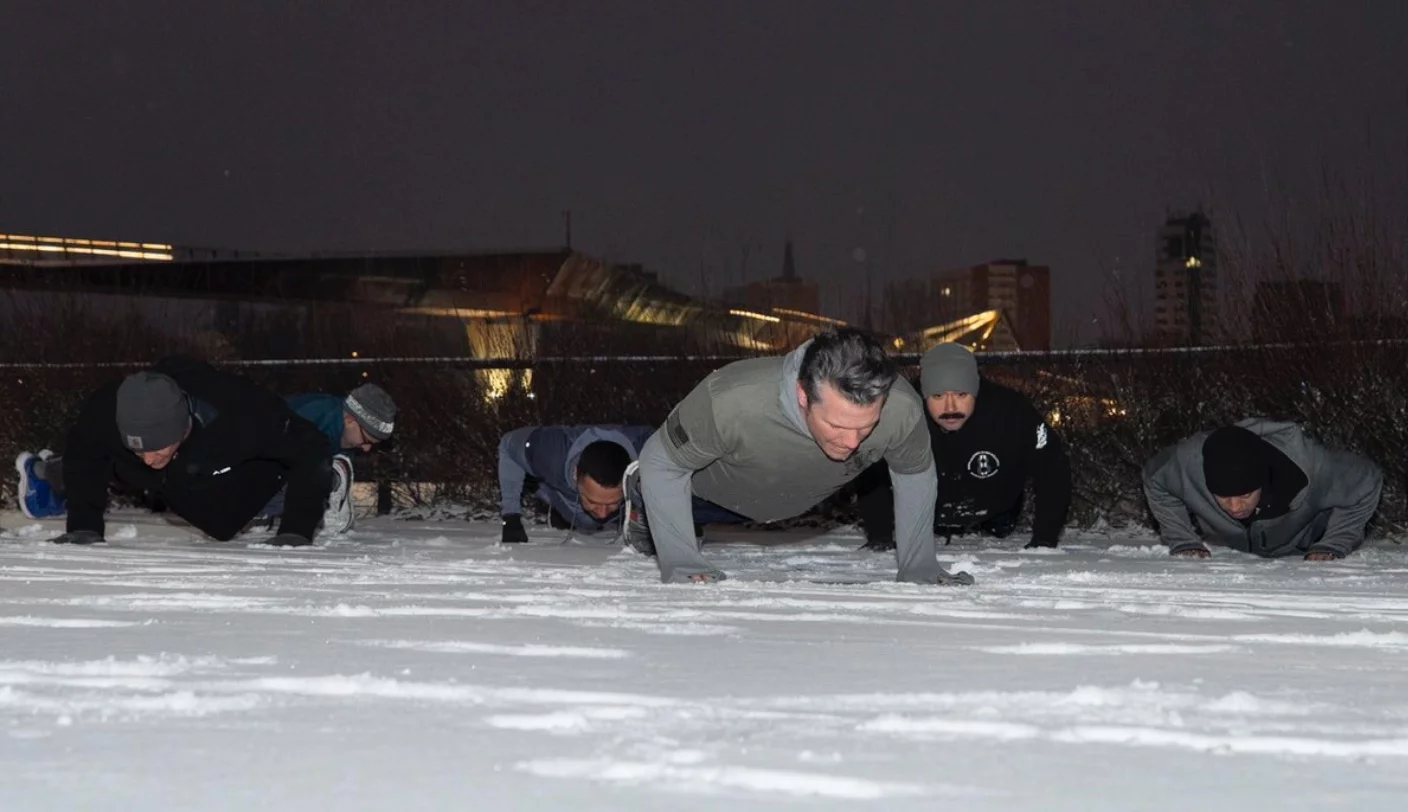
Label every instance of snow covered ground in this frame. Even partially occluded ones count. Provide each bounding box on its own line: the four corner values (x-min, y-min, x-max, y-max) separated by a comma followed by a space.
3, 511, 1408, 811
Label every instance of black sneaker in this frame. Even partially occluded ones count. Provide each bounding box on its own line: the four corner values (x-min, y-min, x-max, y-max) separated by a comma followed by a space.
858, 536, 896, 552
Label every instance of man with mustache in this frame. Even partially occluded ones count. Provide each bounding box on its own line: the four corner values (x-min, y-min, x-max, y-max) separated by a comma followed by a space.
626, 327, 974, 586
854, 342, 1071, 551
1143, 420, 1382, 559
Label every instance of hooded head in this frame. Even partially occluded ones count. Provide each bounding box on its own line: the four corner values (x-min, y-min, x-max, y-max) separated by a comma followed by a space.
574, 440, 633, 521
1202, 425, 1269, 520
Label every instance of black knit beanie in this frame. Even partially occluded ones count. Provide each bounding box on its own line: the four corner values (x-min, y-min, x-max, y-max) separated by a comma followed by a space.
1202, 425, 1269, 497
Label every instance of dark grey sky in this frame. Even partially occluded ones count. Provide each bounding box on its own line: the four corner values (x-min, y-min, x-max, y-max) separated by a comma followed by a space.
3, 1, 1404, 343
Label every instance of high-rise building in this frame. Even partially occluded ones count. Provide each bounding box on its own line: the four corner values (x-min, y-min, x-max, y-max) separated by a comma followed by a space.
969, 260, 1051, 352
1153, 210, 1218, 345
881, 259, 1051, 351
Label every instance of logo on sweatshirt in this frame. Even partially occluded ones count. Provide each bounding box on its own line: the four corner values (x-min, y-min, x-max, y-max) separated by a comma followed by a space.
967, 450, 1000, 479
1036, 423, 1049, 449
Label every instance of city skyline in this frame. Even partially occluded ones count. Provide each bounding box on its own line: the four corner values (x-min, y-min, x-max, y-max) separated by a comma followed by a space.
2, 3, 1405, 347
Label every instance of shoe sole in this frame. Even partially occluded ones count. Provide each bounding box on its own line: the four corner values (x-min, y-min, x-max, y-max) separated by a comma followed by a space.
14, 452, 36, 520
618, 460, 640, 547
324, 457, 355, 535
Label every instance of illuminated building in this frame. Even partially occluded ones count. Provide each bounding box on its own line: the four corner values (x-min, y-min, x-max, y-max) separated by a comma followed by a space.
882, 259, 1051, 351
1153, 210, 1219, 345
1, 237, 861, 401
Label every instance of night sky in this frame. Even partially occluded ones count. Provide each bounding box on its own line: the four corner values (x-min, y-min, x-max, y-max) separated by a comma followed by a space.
3, 1, 1404, 343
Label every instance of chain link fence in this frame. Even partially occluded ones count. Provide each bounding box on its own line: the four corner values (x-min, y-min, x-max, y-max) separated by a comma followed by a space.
3, 340, 1405, 536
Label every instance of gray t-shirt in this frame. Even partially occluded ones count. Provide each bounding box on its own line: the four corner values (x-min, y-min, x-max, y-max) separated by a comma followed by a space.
637, 341, 947, 584
660, 355, 931, 521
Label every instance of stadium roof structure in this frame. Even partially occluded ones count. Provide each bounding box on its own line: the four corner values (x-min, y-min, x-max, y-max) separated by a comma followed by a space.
901, 309, 1021, 353
0, 235, 865, 355
0, 231, 269, 266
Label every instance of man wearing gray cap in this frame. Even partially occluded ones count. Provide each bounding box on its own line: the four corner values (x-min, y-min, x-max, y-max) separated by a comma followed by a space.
253, 382, 398, 534
285, 383, 397, 456
855, 342, 1071, 551
18, 356, 339, 548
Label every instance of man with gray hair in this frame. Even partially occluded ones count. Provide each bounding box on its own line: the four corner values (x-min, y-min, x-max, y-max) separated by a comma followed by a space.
626, 327, 975, 585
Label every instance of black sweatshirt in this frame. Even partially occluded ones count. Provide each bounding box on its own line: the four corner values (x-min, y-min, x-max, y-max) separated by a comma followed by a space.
859, 377, 1072, 546
63, 357, 332, 541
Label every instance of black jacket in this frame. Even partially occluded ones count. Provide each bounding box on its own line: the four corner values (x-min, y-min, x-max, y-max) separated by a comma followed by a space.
859, 377, 1072, 545
63, 357, 332, 541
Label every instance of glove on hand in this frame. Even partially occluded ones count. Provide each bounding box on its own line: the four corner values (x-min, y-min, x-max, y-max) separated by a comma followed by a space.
937, 567, 976, 586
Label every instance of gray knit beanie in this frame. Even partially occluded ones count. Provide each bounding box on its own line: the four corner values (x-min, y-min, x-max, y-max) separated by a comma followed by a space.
919, 343, 981, 397
346, 383, 397, 440
115, 372, 190, 451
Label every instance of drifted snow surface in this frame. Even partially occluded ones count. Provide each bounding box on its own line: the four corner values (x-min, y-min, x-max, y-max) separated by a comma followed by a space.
3, 511, 1408, 810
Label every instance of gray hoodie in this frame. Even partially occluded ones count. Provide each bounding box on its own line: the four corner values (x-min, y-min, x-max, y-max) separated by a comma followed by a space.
497, 424, 655, 529
637, 340, 947, 584
1142, 418, 1382, 558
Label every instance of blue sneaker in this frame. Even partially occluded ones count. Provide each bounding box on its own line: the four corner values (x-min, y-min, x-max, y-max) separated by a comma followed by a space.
16, 450, 65, 520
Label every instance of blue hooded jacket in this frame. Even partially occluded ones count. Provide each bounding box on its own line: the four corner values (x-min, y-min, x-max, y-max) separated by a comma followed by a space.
284, 394, 349, 456
499, 424, 657, 531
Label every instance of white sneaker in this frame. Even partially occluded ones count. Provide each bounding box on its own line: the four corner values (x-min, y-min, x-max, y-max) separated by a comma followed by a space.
617, 461, 655, 556
321, 455, 354, 536
15, 451, 38, 519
